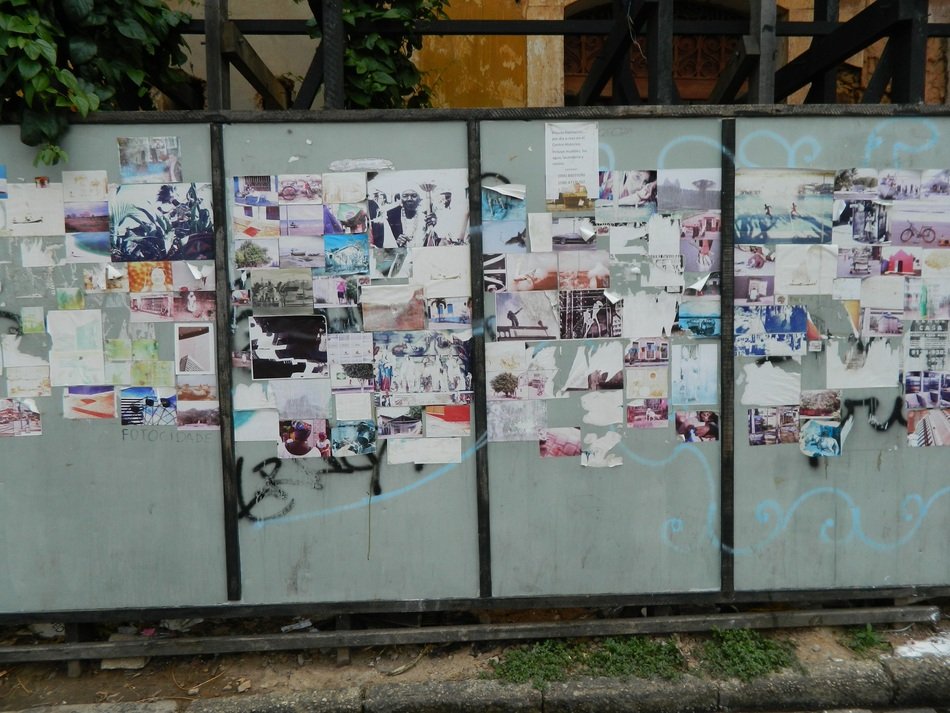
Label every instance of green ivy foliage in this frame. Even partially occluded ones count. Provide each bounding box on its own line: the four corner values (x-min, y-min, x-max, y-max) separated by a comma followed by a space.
306, 0, 449, 109
0, 0, 191, 164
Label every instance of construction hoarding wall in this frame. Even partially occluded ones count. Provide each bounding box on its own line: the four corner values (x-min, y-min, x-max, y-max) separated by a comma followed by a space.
0, 112, 947, 614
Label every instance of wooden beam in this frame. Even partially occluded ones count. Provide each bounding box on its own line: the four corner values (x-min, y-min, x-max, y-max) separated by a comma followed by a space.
889, 0, 929, 102
204, 0, 230, 110
862, 40, 894, 104
577, 0, 654, 106
774, 0, 902, 101
221, 21, 290, 109
292, 44, 325, 109
0, 607, 938, 663
748, 0, 777, 103
647, 0, 674, 104
710, 35, 759, 104
804, 0, 840, 103
322, 0, 345, 109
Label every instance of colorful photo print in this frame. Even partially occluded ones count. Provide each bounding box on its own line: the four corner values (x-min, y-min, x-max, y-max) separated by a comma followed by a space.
232, 202, 280, 239
596, 169, 657, 223
322, 172, 366, 204
627, 398, 669, 428
833, 199, 891, 246
674, 410, 719, 442
735, 244, 776, 275
315, 233, 370, 275
171, 261, 215, 291
426, 297, 471, 328
326, 332, 374, 364
482, 184, 527, 223
233, 175, 278, 206
6, 183, 65, 237
174, 324, 215, 375
836, 246, 882, 277
907, 408, 950, 446
559, 289, 621, 339
677, 299, 721, 338
119, 387, 177, 426
176, 400, 221, 430
172, 290, 216, 321
377, 406, 424, 438
557, 249, 611, 290
734, 304, 809, 357
250, 267, 314, 316
552, 216, 597, 250
332, 419, 377, 456
483, 253, 508, 292
882, 247, 921, 276
329, 362, 375, 392
63, 385, 115, 419
130, 293, 173, 322
66, 232, 113, 263
234, 238, 280, 269
176, 375, 218, 401
504, 253, 558, 291
111, 183, 214, 261
671, 343, 718, 405
495, 291, 559, 340
321, 306, 364, 333
361, 284, 426, 331
903, 370, 950, 410
487, 399, 547, 442
19, 306, 45, 334
748, 406, 800, 445
370, 246, 412, 280
657, 168, 721, 212
800, 389, 842, 420
487, 369, 557, 400
62, 170, 108, 202
680, 211, 723, 272
374, 330, 472, 392
482, 219, 528, 253
735, 275, 775, 305
4, 366, 51, 397
624, 366, 668, 399
279, 204, 325, 236
326, 202, 370, 234
117, 136, 182, 184
735, 168, 834, 244
424, 404, 471, 437
920, 169, 950, 200
249, 315, 328, 379
539, 427, 582, 457
877, 169, 921, 200
278, 419, 330, 458
127, 261, 174, 292
800, 418, 843, 456
64, 201, 109, 234
19, 236, 66, 267
55, 287, 84, 311
625, 337, 669, 367
278, 235, 325, 269
0, 398, 42, 436
861, 307, 903, 337
276, 174, 323, 204
366, 168, 470, 247
313, 275, 367, 306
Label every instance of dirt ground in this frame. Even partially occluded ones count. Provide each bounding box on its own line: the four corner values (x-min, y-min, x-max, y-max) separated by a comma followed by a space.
0, 620, 940, 711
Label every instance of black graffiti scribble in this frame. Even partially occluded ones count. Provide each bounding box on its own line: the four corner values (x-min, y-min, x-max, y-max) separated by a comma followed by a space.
236, 446, 411, 521
807, 396, 905, 468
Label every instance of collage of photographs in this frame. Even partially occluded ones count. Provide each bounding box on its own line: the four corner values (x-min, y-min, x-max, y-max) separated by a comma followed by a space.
230, 168, 473, 462
484, 122, 723, 466
734, 167, 950, 452
0, 137, 221, 434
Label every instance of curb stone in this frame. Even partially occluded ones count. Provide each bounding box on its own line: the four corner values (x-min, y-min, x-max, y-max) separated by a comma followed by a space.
363, 680, 541, 713
882, 654, 950, 706
542, 675, 718, 713
717, 660, 892, 711
186, 689, 362, 713
1, 704, 178, 713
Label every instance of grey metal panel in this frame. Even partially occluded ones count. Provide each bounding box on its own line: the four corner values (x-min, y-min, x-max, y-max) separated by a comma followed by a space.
480, 119, 723, 596
733, 116, 950, 591
222, 122, 480, 603
0, 124, 227, 613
